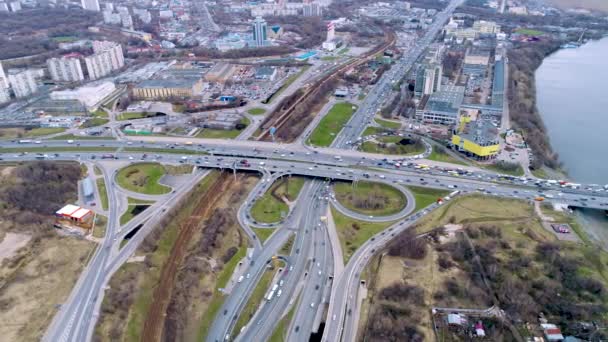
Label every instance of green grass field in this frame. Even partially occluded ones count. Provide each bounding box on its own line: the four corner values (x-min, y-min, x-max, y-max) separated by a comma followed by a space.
82, 118, 110, 127
331, 207, 394, 263
196, 118, 249, 139
321, 56, 339, 61
96, 178, 109, 210
374, 118, 401, 129
427, 146, 467, 165
247, 107, 266, 115
127, 197, 155, 205
119, 205, 149, 225
91, 108, 109, 118
360, 138, 425, 155
92, 215, 107, 238
117, 112, 154, 121
253, 228, 275, 243
50, 134, 111, 140
196, 129, 242, 139
22, 127, 66, 137
333, 181, 407, 216
407, 186, 450, 212
116, 163, 171, 195
308, 102, 357, 147
482, 161, 525, 176
251, 191, 289, 224
250, 177, 305, 224
362, 126, 386, 137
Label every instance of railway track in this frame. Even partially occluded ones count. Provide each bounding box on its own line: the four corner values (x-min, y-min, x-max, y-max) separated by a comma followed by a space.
257, 30, 396, 141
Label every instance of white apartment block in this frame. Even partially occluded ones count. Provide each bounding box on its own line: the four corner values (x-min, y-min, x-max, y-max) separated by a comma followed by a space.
103, 10, 122, 24
8, 69, 38, 98
0, 86, 10, 104
86, 41, 124, 80
9, 1, 20, 11
0, 62, 8, 88
81, 0, 100, 11
472, 20, 501, 35
133, 8, 151, 23
85, 53, 113, 80
47, 57, 85, 82
0, 64, 10, 103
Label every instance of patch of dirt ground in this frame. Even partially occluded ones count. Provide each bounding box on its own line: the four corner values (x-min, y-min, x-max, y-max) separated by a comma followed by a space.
0, 232, 31, 261
0, 235, 94, 342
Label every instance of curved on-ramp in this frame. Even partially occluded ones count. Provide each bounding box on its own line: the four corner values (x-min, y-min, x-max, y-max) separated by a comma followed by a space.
329, 180, 416, 222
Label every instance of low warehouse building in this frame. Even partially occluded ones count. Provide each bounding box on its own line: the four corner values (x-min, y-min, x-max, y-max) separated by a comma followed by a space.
55, 204, 94, 228
132, 78, 203, 100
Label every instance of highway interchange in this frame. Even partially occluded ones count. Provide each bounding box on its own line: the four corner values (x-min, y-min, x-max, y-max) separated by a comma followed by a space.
18, 0, 606, 340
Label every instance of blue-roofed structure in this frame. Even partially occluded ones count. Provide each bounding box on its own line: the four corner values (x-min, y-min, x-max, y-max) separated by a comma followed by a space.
295, 51, 317, 61
82, 177, 94, 199
415, 85, 465, 125
491, 59, 504, 108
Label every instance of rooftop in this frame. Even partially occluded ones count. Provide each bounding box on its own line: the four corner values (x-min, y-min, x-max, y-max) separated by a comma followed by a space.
424, 85, 465, 115
492, 59, 505, 94
459, 118, 499, 146
136, 78, 199, 89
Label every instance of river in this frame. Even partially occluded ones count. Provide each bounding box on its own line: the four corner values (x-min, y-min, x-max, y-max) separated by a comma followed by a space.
535, 37, 608, 248
536, 37, 608, 184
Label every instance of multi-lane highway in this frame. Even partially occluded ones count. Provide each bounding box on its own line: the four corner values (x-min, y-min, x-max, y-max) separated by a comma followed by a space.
33, 0, 608, 339
21, 144, 607, 342
27, 144, 607, 342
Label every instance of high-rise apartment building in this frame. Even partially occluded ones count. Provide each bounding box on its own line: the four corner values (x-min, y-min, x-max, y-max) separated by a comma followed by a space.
302, 2, 321, 16
0, 62, 9, 103
251, 16, 268, 47
117, 6, 133, 29
81, 0, 100, 11
0, 85, 9, 104
415, 63, 442, 97
85, 41, 124, 80
47, 56, 85, 82
0, 62, 8, 89
8, 1, 20, 11
103, 10, 122, 24
8, 69, 38, 98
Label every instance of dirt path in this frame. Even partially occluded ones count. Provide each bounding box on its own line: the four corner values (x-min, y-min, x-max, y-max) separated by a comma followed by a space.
0, 233, 31, 261
140, 174, 233, 342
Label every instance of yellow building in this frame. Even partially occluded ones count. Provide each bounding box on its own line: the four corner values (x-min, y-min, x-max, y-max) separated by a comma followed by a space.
452, 117, 500, 160
132, 78, 202, 100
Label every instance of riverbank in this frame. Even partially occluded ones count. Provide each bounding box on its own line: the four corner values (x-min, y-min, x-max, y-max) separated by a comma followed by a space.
507, 40, 562, 172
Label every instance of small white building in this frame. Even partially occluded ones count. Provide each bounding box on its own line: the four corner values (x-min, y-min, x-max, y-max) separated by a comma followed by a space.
50, 82, 116, 109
